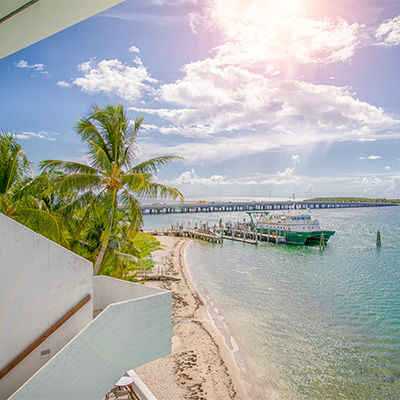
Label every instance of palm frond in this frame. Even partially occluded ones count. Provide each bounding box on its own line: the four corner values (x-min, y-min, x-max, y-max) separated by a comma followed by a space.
59, 173, 101, 193
89, 141, 113, 173
39, 160, 98, 175
16, 208, 65, 245
119, 189, 144, 227
129, 155, 183, 174
114, 251, 140, 263
60, 189, 99, 216
126, 178, 183, 201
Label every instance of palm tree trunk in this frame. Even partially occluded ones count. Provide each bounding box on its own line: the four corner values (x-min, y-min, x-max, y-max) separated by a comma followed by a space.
93, 239, 109, 276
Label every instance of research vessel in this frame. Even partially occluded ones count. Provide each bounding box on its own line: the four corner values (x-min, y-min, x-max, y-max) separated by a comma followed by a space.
247, 209, 335, 245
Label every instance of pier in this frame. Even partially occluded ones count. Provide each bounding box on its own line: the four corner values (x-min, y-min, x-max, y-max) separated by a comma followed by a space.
148, 225, 223, 243
217, 226, 286, 245
148, 222, 287, 245
142, 200, 397, 215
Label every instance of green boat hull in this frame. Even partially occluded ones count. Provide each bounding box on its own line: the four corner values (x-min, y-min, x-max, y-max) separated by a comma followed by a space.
257, 228, 335, 245
304, 230, 335, 245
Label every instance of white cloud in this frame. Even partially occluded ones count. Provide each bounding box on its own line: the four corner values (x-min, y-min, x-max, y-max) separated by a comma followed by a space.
376, 15, 400, 46
359, 155, 381, 160
15, 131, 56, 141
354, 177, 382, 185
73, 58, 157, 101
132, 55, 398, 163
15, 59, 48, 75
209, 1, 363, 69
94, 1, 400, 169
387, 175, 400, 196
260, 167, 300, 185
15, 60, 45, 71
128, 45, 140, 53
162, 170, 228, 186
139, 134, 278, 164
156, 59, 394, 135
291, 154, 300, 165
77, 61, 92, 72
385, 166, 391, 170
57, 81, 71, 88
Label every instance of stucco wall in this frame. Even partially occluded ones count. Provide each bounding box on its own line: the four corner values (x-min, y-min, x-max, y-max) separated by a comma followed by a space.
9, 289, 172, 400
0, 214, 93, 399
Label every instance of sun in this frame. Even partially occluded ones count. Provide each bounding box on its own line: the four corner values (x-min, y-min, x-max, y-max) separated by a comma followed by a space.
266, 0, 306, 18
212, 0, 308, 31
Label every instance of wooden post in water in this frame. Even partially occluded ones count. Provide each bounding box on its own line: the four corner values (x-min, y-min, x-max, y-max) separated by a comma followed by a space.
319, 233, 325, 250
376, 230, 381, 247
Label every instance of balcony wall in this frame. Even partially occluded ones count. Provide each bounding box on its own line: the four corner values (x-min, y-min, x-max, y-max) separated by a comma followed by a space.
0, 214, 93, 400
93, 275, 164, 312
8, 278, 172, 400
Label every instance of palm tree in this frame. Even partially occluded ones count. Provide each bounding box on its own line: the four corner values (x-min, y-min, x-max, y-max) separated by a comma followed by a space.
0, 131, 31, 217
0, 133, 66, 243
40, 103, 183, 275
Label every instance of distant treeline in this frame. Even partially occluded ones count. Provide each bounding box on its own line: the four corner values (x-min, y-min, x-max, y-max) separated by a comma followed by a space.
305, 197, 400, 203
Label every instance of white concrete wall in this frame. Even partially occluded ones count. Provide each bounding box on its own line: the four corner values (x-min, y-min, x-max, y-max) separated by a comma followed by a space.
0, 214, 93, 400
9, 286, 172, 400
93, 275, 164, 312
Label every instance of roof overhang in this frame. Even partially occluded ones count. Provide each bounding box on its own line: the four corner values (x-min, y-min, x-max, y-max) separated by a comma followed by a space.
0, 0, 125, 60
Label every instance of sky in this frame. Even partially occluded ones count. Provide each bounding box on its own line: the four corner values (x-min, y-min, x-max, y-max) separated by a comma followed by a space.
2, 0, 400, 200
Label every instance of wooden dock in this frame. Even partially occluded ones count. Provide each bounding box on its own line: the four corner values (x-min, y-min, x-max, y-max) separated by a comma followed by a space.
148, 227, 223, 243
215, 227, 286, 245
148, 223, 287, 245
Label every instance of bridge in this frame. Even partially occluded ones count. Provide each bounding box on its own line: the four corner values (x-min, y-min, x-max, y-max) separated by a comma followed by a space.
142, 200, 398, 215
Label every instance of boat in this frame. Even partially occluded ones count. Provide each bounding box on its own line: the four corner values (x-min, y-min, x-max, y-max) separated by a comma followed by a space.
246, 209, 335, 245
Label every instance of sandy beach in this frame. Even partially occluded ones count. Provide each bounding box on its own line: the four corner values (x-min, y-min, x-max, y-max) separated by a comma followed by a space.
135, 235, 249, 400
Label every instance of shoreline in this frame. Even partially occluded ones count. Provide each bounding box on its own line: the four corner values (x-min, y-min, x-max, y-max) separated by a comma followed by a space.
135, 235, 250, 400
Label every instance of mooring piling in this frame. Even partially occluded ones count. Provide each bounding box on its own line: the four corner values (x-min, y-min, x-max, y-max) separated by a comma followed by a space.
376, 230, 381, 247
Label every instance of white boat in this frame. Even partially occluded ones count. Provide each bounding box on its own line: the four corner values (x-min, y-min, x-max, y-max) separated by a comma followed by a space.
247, 209, 335, 245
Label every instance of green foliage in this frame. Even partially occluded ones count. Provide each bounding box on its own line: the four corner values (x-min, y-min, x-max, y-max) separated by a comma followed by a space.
100, 231, 161, 281
305, 197, 400, 203
0, 132, 31, 217
40, 103, 183, 275
131, 232, 162, 258
1, 104, 183, 278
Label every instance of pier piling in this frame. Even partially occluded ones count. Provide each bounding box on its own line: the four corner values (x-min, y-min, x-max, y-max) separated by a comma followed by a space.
376, 230, 381, 247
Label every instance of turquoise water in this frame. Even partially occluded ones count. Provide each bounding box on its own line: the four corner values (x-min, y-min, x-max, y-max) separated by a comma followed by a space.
144, 207, 400, 399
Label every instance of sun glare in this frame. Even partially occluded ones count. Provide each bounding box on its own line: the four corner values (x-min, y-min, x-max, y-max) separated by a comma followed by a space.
267, 0, 306, 18
213, 0, 308, 32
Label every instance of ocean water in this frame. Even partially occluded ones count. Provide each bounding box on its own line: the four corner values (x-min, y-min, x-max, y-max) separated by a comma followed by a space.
144, 206, 400, 399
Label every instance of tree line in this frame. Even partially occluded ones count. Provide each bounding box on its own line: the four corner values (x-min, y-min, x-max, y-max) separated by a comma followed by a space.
0, 103, 183, 277
305, 197, 400, 203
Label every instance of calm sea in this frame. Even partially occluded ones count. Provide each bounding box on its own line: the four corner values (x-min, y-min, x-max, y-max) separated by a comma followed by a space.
144, 206, 400, 399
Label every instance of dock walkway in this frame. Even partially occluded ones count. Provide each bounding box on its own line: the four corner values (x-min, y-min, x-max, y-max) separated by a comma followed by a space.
148, 224, 286, 245
148, 227, 223, 243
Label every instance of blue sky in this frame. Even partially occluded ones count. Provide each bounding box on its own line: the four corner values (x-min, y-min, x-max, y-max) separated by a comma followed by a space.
2, 0, 400, 200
